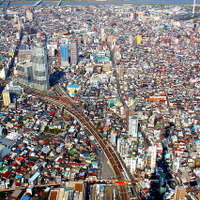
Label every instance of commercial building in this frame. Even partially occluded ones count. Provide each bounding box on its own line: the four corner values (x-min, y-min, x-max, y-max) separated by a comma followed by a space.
136, 35, 142, 45
60, 44, 69, 66
69, 39, 78, 65
16, 33, 49, 91
2, 90, 11, 106
15, 61, 33, 86
25, 9, 33, 21
2, 82, 24, 107
47, 42, 58, 57
128, 116, 138, 139
31, 41, 49, 90
174, 186, 186, 200
149, 146, 157, 171
0, 67, 8, 80
18, 44, 31, 61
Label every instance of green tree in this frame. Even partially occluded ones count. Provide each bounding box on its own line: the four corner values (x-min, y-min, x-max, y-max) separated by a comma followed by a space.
53, 128, 60, 134
44, 125, 50, 132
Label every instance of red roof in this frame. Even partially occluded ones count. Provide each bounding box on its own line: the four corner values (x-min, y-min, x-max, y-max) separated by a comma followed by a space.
16, 157, 24, 162
50, 111, 56, 116
3, 171, 11, 178
176, 148, 182, 151
27, 162, 35, 166
16, 169, 22, 173
68, 162, 84, 166
113, 181, 128, 185
40, 141, 46, 145
57, 158, 63, 162
12, 162, 19, 166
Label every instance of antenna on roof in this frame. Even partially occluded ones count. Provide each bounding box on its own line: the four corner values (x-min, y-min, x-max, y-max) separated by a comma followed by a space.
192, 0, 196, 16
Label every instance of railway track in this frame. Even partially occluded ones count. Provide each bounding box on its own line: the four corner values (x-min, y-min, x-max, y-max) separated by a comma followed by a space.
54, 84, 141, 199
19, 84, 131, 200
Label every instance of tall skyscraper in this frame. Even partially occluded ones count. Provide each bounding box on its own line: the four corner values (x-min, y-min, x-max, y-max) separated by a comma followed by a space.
60, 44, 69, 66
15, 32, 49, 91
69, 39, 78, 65
31, 42, 49, 90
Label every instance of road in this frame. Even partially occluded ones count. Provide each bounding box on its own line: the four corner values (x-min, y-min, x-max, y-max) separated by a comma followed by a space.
109, 47, 128, 109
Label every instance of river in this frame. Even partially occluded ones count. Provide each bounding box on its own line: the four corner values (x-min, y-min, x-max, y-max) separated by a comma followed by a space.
3, 0, 199, 7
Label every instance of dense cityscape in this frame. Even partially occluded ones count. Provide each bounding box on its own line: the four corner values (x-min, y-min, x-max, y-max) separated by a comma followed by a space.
0, 1, 200, 200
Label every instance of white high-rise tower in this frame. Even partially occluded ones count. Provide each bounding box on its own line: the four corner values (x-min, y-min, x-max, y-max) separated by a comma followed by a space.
192, 0, 196, 15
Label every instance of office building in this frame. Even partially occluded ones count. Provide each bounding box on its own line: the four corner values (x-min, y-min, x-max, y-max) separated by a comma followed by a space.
128, 116, 138, 140
16, 32, 49, 90
2, 90, 11, 107
110, 131, 117, 146
0, 67, 8, 80
100, 27, 106, 42
136, 35, 142, 45
174, 186, 186, 200
18, 44, 31, 61
69, 39, 78, 65
5, 81, 24, 94
117, 138, 128, 157
149, 146, 157, 171
47, 42, 58, 57
31, 34, 49, 90
2, 82, 24, 107
15, 61, 33, 86
26, 9, 33, 21
118, 66, 124, 78
60, 44, 69, 66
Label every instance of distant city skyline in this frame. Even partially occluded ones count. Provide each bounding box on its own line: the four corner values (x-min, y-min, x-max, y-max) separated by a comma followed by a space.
2, 0, 199, 7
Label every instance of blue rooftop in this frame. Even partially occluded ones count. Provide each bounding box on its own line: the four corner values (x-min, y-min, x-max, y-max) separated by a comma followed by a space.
68, 84, 80, 88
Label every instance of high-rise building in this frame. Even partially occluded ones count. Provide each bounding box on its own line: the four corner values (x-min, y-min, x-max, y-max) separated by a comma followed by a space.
69, 39, 78, 65
136, 35, 142, 45
110, 131, 117, 146
47, 42, 58, 57
149, 146, 157, 171
174, 186, 186, 200
118, 66, 124, 78
2, 82, 24, 107
26, 9, 33, 21
0, 67, 8, 80
15, 33, 49, 90
18, 44, 31, 61
15, 61, 33, 85
60, 44, 69, 66
128, 116, 138, 139
117, 138, 128, 157
100, 27, 106, 42
2, 90, 11, 106
31, 33, 49, 90
31, 42, 49, 90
